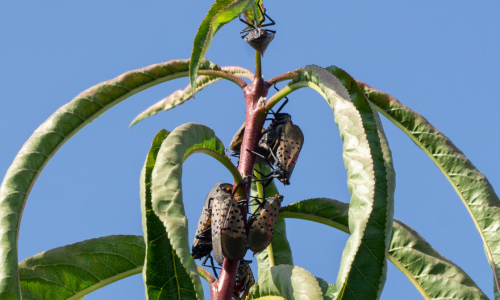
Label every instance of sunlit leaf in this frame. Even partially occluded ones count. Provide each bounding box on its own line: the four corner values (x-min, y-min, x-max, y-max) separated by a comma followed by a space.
130, 66, 254, 128
0, 58, 221, 299
190, 0, 253, 94
357, 80, 500, 296
278, 65, 395, 299
141, 129, 203, 300
280, 198, 489, 300
247, 265, 323, 300
149, 123, 241, 300
19, 235, 145, 300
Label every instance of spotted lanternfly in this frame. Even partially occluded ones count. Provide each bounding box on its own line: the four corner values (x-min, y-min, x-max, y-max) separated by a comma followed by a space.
212, 183, 248, 264
239, 1, 276, 55
247, 194, 284, 253
232, 261, 255, 300
191, 182, 221, 277
229, 121, 246, 154
274, 120, 304, 185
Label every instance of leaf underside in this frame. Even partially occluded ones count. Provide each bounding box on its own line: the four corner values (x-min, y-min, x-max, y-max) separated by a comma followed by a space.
280, 198, 489, 300
189, 0, 253, 93
286, 65, 395, 299
19, 235, 145, 300
130, 66, 254, 128
141, 129, 202, 300
150, 123, 238, 300
0, 58, 222, 299
357, 80, 500, 296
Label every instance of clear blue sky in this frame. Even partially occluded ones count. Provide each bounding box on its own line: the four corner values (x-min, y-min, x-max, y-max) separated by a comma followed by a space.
1, 1, 499, 299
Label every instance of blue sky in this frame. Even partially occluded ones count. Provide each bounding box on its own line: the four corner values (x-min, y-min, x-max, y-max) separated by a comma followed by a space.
1, 1, 499, 299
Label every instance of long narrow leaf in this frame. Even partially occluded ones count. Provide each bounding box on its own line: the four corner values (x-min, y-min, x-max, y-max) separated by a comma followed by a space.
130, 66, 254, 128
0, 58, 224, 299
150, 123, 241, 300
19, 235, 145, 300
189, 0, 253, 93
142, 129, 202, 300
279, 65, 395, 299
357, 80, 500, 295
280, 198, 489, 300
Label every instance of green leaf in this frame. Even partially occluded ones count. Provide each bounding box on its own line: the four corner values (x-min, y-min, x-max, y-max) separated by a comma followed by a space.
280, 198, 489, 300
357, 80, 500, 295
279, 65, 395, 299
247, 265, 324, 300
149, 123, 240, 300
19, 235, 145, 300
189, 0, 253, 94
316, 277, 337, 300
142, 129, 202, 300
130, 66, 254, 128
0, 58, 222, 299
251, 165, 293, 278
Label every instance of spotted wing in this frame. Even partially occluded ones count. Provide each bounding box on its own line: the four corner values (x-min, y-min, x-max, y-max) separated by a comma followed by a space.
229, 121, 246, 154
192, 182, 221, 258
220, 196, 248, 262
247, 195, 283, 253
212, 184, 233, 264
277, 121, 304, 182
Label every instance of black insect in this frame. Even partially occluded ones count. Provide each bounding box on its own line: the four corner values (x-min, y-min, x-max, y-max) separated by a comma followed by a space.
232, 261, 255, 300
239, 1, 276, 55
247, 194, 284, 253
212, 183, 248, 264
191, 182, 221, 278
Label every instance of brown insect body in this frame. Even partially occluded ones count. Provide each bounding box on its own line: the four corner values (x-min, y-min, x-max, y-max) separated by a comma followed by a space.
275, 120, 304, 185
244, 28, 274, 55
212, 183, 248, 264
247, 194, 284, 253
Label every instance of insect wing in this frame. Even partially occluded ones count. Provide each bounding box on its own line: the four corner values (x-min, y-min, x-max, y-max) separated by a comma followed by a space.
244, 29, 274, 55
277, 121, 304, 184
248, 195, 284, 253
220, 196, 248, 261
229, 121, 246, 154
192, 181, 221, 258
211, 183, 233, 264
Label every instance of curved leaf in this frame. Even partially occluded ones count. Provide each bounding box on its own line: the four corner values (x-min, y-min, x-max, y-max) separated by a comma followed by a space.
0, 58, 222, 299
142, 129, 202, 300
247, 265, 324, 300
316, 277, 337, 300
19, 235, 145, 300
130, 66, 254, 128
280, 198, 489, 300
357, 80, 500, 295
190, 0, 253, 93
251, 165, 293, 278
277, 65, 395, 299
150, 123, 240, 300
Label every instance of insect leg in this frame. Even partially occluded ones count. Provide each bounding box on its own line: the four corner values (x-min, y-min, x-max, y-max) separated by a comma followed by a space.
201, 255, 220, 279
273, 83, 289, 114
260, 7, 276, 28
239, 14, 255, 29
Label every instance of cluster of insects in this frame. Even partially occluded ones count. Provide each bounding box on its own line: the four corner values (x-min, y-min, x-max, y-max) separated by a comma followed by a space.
190, 4, 305, 299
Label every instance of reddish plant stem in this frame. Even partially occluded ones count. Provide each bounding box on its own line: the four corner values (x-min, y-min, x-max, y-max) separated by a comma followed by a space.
211, 77, 269, 300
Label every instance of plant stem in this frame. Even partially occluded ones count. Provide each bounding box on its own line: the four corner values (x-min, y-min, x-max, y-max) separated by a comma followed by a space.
212, 77, 269, 300
255, 51, 262, 80
267, 243, 275, 267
